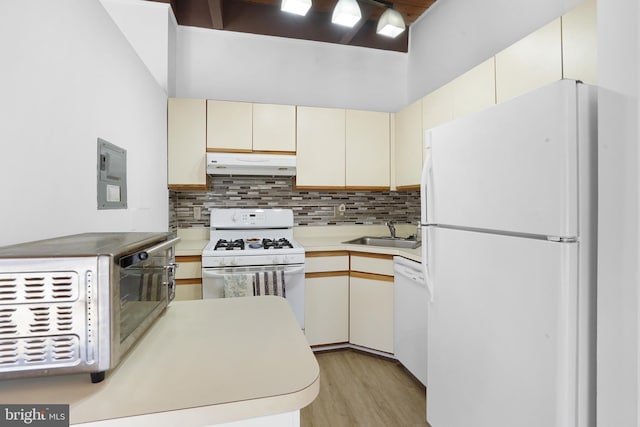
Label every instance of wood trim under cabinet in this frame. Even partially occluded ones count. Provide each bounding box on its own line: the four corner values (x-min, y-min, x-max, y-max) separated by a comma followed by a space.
351, 253, 394, 261
345, 186, 390, 192
306, 251, 350, 258
350, 271, 394, 282
176, 278, 202, 285
395, 184, 420, 192
294, 185, 348, 191
206, 148, 253, 153
294, 184, 392, 191
206, 149, 296, 156
306, 271, 350, 279
251, 150, 296, 156
175, 255, 202, 263
169, 184, 208, 192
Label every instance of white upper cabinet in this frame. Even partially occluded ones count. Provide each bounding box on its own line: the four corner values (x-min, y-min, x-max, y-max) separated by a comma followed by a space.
345, 110, 390, 189
296, 106, 346, 188
495, 18, 562, 103
451, 58, 496, 118
207, 101, 297, 153
206, 100, 253, 151
252, 103, 297, 152
167, 98, 207, 190
422, 82, 454, 133
297, 107, 390, 189
394, 99, 423, 189
562, 0, 597, 85
423, 57, 496, 132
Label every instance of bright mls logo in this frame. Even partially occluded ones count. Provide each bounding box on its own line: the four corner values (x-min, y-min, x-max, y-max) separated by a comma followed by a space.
0, 405, 69, 426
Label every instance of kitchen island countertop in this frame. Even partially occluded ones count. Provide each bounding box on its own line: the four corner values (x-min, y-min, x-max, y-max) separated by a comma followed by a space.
0, 297, 319, 426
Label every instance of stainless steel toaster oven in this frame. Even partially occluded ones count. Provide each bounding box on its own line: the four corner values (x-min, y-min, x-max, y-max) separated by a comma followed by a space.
0, 232, 179, 383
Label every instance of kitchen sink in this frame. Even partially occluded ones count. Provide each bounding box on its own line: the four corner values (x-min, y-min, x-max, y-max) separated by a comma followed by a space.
343, 236, 421, 249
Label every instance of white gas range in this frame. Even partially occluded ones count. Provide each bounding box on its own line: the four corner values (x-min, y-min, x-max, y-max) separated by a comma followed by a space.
201, 208, 305, 329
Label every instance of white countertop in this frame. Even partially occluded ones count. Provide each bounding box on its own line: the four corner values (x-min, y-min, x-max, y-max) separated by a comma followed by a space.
0, 298, 319, 426
294, 224, 423, 263
174, 225, 423, 262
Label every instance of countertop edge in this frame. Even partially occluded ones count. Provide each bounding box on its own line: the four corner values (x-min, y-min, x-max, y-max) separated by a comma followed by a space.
74, 373, 320, 427
174, 236, 422, 263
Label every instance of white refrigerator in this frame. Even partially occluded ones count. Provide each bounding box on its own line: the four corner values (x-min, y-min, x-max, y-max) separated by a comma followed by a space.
420, 79, 596, 427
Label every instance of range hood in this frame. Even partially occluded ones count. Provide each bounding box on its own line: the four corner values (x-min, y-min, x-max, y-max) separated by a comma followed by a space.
206, 152, 296, 176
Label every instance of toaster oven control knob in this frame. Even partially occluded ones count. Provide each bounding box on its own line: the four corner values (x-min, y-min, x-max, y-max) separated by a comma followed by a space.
120, 251, 148, 268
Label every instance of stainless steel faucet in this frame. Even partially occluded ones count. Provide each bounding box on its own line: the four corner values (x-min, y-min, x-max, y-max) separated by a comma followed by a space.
385, 221, 396, 239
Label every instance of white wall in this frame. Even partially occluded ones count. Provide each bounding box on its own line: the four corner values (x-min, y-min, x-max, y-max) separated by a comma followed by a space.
597, 0, 640, 425
176, 27, 408, 112
167, 5, 177, 97
407, 0, 583, 102
100, 0, 177, 96
174, 0, 585, 112
0, 0, 169, 246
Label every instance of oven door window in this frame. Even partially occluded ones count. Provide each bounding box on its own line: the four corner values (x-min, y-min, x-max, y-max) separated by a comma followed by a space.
201, 264, 305, 329
119, 255, 168, 343
202, 265, 303, 298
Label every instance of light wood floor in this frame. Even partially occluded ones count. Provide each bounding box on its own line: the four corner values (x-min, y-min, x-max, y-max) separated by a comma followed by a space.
301, 349, 431, 427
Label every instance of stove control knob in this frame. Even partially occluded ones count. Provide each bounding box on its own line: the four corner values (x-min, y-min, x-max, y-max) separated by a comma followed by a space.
230, 259, 238, 266
218, 259, 226, 267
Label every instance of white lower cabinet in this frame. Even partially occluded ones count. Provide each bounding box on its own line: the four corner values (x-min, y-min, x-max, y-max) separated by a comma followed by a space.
349, 272, 394, 354
305, 274, 350, 346
305, 252, 350, 346
305, 251, 395, 353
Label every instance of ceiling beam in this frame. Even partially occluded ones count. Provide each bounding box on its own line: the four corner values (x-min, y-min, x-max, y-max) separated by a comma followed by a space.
208, 0, 224, 30
338, 3, 375, 45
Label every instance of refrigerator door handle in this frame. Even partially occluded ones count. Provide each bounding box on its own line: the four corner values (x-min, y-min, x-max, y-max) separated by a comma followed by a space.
420, 135, 433, 225
421, 225, 434, 301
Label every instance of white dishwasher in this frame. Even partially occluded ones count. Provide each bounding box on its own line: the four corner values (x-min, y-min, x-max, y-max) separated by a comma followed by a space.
394, 256, 428, 386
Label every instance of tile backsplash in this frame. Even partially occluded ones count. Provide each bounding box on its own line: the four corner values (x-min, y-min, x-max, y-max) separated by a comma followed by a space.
169, 176, 420, 232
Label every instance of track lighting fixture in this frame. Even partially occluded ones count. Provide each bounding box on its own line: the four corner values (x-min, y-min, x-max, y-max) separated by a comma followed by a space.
331, 0, 362, 28
281, 0, 312, 16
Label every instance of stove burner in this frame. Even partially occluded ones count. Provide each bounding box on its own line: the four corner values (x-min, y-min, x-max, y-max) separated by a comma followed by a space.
214, 239, 245, 251
262, 238, 294, 250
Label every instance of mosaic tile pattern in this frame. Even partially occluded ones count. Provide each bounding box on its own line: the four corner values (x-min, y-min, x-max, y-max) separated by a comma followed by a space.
169, 176, 420, 231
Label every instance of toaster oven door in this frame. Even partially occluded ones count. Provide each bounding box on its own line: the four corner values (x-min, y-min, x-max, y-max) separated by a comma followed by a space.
117, 238, 178, 357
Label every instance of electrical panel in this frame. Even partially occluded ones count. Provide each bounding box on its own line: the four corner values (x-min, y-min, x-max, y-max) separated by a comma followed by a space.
97, 138, 127, 210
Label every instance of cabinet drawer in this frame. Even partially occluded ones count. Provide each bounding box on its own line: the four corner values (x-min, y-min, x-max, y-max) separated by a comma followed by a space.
305, 251, 349, 273
175, 256, 202, 279
350, 254, 394, 276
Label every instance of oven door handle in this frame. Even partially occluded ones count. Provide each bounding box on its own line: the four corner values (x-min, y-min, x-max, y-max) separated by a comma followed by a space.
120, 237, 181, 268
202, 265, 304, 277
145, 237, 181, 256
